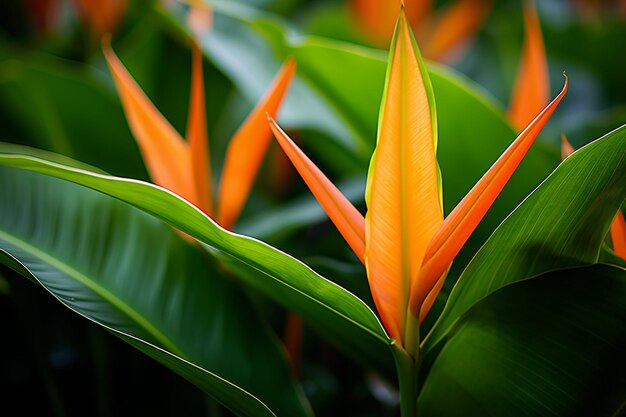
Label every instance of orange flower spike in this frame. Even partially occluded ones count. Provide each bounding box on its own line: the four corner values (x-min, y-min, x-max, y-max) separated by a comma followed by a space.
412, 76, 568, 313
422, 0, 494, 62
365, 9, 443, 345
351, 0, 432, 46
103, 41, 197, 206
217, 59, 297, 230
186, 5, 214, 216
509, 0, 550, 131
269, 119, 366, 263
611, 210, 626, 260
561, 134, 575, 159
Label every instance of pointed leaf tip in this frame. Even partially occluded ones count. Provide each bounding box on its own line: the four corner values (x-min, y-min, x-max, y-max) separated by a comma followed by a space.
561, 134, 575, 160
412, 76, 568, 314
103, 43, 197, 206
217, 58, 296, 230
269, 119, 366, 263
366, 12, 442, 343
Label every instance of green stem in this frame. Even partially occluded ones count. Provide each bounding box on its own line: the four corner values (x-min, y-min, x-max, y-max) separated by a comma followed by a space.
393, 343, 420, 417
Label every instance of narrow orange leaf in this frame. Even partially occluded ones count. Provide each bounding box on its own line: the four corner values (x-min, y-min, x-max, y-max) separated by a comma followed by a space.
421, 0, 493, 62
412, 77, 568, 313
365, 10, 442, 343
217, 59, 296, 230
103, 41, 197, 205
269, 119, 366, 263
350, 0, 433, 46
561, 134, 575, 159
186, 43, 213, 216
418, 272, 446, 323
611, 210, 626, 260
508, 0, 550, 131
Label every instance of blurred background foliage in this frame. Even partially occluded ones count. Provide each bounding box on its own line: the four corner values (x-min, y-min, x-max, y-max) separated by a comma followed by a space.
0, 0, 624, 415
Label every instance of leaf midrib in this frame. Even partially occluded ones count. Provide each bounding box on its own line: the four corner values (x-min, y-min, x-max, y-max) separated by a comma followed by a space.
0, 229, 186, 359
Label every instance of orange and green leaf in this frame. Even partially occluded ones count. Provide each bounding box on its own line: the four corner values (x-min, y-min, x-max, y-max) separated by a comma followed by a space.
103, 41, 197, 206
365, 9, 443, 343
269, 119, 366, 262
508, 0, 550, 131
412, 76, 568, 313
611, 210, 626, 260
421, 0, 494, 62
217, 59, 296, 230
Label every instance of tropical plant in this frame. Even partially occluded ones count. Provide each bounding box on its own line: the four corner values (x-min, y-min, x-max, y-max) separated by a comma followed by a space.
1, 1, 625, 417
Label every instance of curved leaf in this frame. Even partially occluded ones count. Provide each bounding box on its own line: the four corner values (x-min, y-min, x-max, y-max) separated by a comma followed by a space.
420, 265, 626, 417
0, 167, 311, 417
426, 124, 626, 351
0, 149, 393, 371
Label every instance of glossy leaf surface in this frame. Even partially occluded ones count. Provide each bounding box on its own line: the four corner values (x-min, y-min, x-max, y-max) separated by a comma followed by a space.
0, 148, 393, 370
0, 167, 311, 417
420, 265, 626, 417
426, 124, 626, 350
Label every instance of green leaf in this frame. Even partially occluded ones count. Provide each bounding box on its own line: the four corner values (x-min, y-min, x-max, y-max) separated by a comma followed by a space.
426, 124, 626, 351
419, 264, 626, 417
0, 167, 311, 417
0, 148, 393, 371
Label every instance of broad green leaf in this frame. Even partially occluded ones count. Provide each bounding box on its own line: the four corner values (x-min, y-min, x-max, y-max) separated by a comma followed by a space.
0, 167, 311, 417
419, 265, 626, 417
0, 149, 393, 371
426, 124, 626, 350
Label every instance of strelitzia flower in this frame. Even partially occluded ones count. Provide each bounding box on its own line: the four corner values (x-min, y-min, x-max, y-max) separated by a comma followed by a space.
102, 6, 296, 231
561, 136, 626, 261
268, 8, 567, 355
350, 0, 494, 62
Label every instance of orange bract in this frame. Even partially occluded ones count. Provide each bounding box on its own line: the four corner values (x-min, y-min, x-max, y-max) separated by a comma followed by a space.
218, 59, 297, 230
509, 0, 550, 131
103, 41, 197, 207
365, 11, 442, 343
270, 8, 566, 349
269, 119, 366, 262
611, 211, 626, 260
422, 0, 494, 62
561, 134, 576, 159
104, 34, 295, 229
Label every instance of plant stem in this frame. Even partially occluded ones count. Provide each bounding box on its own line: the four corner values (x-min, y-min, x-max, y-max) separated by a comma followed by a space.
393, 343, 420, 417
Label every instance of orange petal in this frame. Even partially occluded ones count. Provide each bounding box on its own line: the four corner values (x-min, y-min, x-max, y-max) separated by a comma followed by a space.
421, 0, 494, 63
103, 40, 197, 205
269, 119, 366, 262
412, 76, 568, 313
611, 210, 626, 260
365, 10, 443, 344
217, 59, 296, 230
418, 272, 447, 323
186, 43, 213, 216
350, 0, 433, 46
561, 134, 575, 160
508, 0, 550, 131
